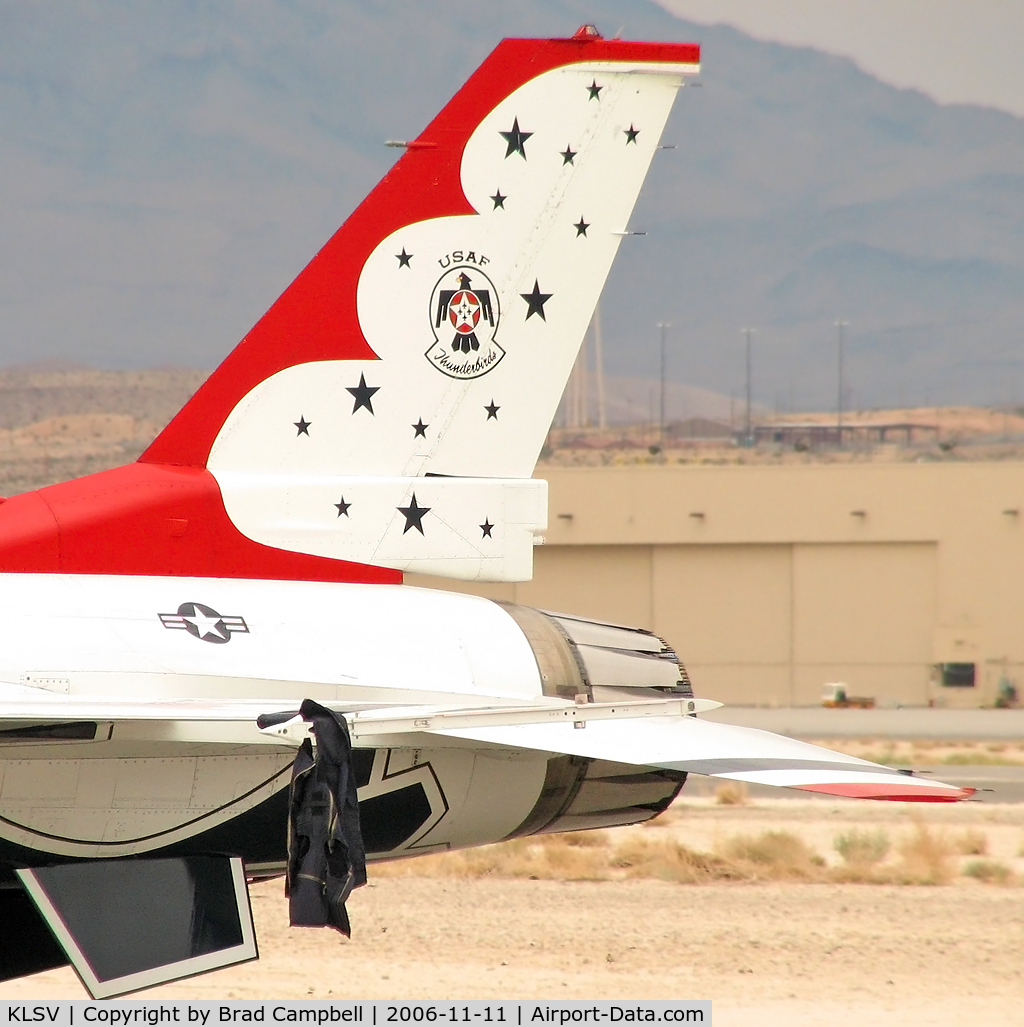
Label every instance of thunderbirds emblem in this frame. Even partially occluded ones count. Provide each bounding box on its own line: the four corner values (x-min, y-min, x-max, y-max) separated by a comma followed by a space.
159, 603, 249, 644
426, 265, 504, 379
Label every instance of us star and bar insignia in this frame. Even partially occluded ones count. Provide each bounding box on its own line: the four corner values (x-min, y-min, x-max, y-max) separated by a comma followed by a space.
159, 603, 249, 644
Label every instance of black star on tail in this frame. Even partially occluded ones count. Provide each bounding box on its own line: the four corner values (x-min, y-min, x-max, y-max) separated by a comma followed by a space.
397, 493, 430, 535
346, 373, 379, 414
500, 117, 532, 159
521, 280, 552, 320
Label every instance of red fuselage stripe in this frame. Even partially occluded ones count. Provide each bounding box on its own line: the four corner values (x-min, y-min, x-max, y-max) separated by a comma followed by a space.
0, 462, 400, 582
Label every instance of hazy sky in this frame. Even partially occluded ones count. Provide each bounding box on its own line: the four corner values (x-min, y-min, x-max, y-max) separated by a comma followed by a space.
2, 0, 1021, 406
657, 0, 1024, 116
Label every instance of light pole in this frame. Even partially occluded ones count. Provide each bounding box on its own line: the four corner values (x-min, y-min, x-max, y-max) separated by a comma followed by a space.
741, 327, 755, 444
835, 319, 849, 447
657, 322, 669, 456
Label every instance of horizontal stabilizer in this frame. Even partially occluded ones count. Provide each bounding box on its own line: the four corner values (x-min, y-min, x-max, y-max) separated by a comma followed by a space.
0, 683, 970, 801
434, 715, 972, 802
0, 689, 717, 743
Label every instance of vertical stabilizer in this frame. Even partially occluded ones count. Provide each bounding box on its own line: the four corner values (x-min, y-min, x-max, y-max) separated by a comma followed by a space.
144, 35, 698, 480
0, 32, 698, 584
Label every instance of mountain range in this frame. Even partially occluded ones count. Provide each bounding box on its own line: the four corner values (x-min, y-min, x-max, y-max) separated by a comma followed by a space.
1, 1, 1022, 408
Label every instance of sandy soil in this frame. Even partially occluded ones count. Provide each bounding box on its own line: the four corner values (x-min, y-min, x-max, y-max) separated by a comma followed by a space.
3, 376, 1024, 495
4, 798, 1024, 1026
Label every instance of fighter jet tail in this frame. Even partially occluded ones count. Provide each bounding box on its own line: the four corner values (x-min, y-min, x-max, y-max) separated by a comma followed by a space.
0, 28, 698, 584
144, 30, 699, 480
141, 29, 699, 581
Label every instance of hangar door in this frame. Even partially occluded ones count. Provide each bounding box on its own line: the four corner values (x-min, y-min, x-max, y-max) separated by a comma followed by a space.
412, 542, 937, 706
653, 545, 793, 705
791, 543, 936, 705
654, 543, 936, 706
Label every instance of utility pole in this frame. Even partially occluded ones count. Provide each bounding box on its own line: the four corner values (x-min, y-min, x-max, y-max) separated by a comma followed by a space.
593, 304, 607, 430
567, 334, 589, 428
579, 332, 589, 427
740, 327, 755, 444
657, 322, 669, 456
835, 319, 849, 448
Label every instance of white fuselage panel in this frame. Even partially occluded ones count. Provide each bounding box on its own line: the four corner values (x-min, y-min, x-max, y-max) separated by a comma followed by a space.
0, 574, 549, 859
0, 574, 542, 704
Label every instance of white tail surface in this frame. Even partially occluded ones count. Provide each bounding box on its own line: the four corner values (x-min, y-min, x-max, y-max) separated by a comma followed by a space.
151, 37, 700, 580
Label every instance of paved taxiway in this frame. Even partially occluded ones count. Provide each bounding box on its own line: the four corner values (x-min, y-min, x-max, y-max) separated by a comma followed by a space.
702, 706, 1024, 802
702, 705, 1024, 739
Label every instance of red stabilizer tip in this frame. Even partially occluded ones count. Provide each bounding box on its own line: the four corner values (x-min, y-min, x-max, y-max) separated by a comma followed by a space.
795, 782, 974, 803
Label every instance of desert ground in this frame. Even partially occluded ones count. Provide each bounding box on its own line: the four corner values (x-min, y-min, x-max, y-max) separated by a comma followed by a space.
544, 404, 1024, 467
4, 782, 1024, 1027
3, 364, 1024, 493
3, 371, 1024, 1021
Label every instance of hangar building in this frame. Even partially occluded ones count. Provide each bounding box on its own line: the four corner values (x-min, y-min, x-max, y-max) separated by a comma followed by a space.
409, 463, 1024, 708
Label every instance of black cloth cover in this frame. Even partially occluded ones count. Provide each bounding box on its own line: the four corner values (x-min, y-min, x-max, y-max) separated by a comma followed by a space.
286, 699, 367, 936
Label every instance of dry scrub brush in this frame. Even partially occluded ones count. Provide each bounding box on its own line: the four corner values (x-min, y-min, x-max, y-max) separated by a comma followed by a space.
962, 859, 1016, 886
612, 835, 741, 883
713, 781, 749, 805
941, 750, 1024, 766
893, 823, 957, 885
833, 828, 891, 866
831, 823, 957, 885
372, 829, 827, 884
953, 828, 989, 856
717, 831, 825, 881
369, 834, 612, 881
370, 822, 1006, 887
